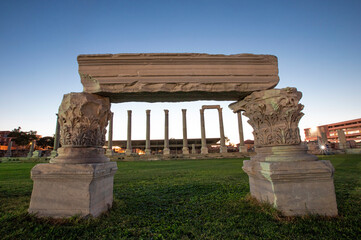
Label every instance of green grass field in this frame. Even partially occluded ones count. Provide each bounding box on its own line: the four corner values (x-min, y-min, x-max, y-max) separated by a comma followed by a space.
1, 155, 360, 239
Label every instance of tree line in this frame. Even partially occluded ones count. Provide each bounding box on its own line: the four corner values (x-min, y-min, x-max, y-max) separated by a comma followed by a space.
8, 127, 54, 148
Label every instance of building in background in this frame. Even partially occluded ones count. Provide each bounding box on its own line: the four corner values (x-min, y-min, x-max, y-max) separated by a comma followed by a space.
0, 131, 12, 151
304, 118, 361, 143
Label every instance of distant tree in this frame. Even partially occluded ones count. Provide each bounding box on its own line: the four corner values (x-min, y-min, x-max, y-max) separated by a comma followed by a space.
8, 127, 39, 146
37, 136, 54, 149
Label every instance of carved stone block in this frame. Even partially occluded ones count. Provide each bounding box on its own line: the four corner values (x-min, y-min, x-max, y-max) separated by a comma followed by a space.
28, 162, 117, 218
78, 53, 279, 102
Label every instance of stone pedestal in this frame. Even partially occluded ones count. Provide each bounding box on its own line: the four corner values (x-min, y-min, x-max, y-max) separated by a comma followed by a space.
243, 145, 337, 216
29, 162, 117, 218
201, 147, 208, 154
229, 87, 338, 216
182, 147, 189, 155
220, 146, 228, 153
29, 92, 117, 218
50, 150, 58, 158
106, 149, 114, 156
163, 148, 170, 155
239, 145, 247, 153
191, 144, 196, 154
31, 150, 41, 158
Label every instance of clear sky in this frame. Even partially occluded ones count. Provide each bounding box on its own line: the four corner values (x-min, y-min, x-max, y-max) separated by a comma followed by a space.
1, 0, 360, 144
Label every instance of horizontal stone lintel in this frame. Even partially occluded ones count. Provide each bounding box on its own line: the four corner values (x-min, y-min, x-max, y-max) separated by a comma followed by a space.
78, 53, 279, 102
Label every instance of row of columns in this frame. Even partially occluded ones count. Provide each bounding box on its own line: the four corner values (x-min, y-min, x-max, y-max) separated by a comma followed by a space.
107, 108, 246, 156
5, 109, 246, 158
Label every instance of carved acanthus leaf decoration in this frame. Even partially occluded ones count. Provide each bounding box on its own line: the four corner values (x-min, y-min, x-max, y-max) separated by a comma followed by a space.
58, 92, 110, 147
230, 87, 304, 147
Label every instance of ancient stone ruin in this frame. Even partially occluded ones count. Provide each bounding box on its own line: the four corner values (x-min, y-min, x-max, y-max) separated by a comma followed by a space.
28, 53, 338, 217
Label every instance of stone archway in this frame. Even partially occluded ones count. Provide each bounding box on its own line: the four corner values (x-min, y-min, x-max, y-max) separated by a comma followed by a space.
28, 53, 337, 218
199, 105, 227, 154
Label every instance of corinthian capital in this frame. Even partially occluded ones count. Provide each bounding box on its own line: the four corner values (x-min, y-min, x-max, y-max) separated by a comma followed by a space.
229, 87, 304, 147
58, 92, 110, 147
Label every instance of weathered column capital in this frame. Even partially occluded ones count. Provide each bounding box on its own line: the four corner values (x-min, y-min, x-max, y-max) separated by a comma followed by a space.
229, 87, 304, 148
51, 92, 110, 163
58, 92, 110, 147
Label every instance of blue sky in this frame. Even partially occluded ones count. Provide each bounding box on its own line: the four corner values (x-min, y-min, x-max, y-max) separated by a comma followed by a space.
1, 0, 360, 144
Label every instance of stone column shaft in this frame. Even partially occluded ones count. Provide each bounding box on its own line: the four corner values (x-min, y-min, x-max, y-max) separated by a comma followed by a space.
54, 114, 60, 150
5, 141, 12, 157
237, 112, 247, 153
125, 110, 132, 156
145, 110, 151, 155
163, 110, 170, 155
106, 112, 114, 156
218, 108, 227, 153
51, 114, 61, 158
182, 109, 189, 155
200, 109, 208, 154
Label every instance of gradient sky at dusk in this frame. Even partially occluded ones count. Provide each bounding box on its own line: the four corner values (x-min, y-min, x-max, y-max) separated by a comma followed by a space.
1, 0, 360, 144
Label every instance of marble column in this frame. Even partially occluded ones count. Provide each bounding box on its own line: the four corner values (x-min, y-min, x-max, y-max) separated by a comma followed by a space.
5, 141, 12, 157
145, 110, 151, 155
218, 107, 227, 153
106, 112, 114, 156
163, 110, 170, 155
229, 87, 338, 217
237, 112, 247, 153
125, 110, 132, 156
200, 109, 208, 154
51, 113, 61, 157
29, 92, 117, 218
182, 109, 189, 155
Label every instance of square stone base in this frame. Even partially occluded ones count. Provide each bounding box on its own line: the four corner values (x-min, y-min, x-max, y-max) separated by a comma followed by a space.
243, 160, 338, 216
28, 162, 118, 218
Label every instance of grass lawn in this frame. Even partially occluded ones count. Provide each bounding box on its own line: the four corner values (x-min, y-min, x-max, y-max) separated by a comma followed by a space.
0, 155, 360, 239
